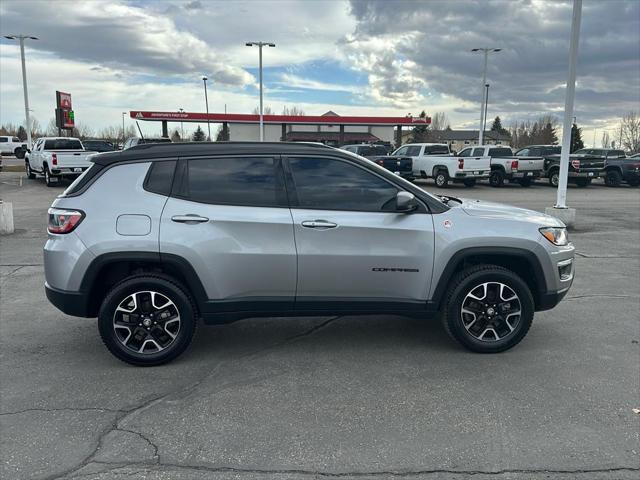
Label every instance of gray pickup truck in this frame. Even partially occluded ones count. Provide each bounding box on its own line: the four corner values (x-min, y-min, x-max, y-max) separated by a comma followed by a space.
44, 142, 574, 365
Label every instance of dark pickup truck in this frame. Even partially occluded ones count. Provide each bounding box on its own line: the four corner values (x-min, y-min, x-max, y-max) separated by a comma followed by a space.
533, 146, 604, 187
602, 154, 640, 187
341, 144, 413, 179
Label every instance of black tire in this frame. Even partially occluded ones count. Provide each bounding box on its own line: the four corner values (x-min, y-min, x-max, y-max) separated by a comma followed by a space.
442, 265, 534, 353
463, 179, 476, 187
575, 178, 591, 188
604, 169, 622, 187
548, 170, 559, 187
44, 167, 58, 187
25, 160, 36, 179
518, 177, 533, 187
489, 169, 504, 187
434, 170, 449, 188
15, 148, 25, 159
98, 274, 197, 366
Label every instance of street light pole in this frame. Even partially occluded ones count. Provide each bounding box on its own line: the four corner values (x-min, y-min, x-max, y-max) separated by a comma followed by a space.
121, 112, 126, 147
555, 0, 582, 210
483, 83, 490, 139
471, 47, 501, 145
4, 34, 38, 150
246, 41, 276, 142
178, 108, 184, 140
202, 76, 211, 141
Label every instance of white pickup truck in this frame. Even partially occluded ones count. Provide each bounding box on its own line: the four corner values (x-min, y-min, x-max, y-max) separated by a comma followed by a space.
25, 137, 96, 187
392, 142, 490, 187
460, 146, 544, 187
0, 135, 27, 158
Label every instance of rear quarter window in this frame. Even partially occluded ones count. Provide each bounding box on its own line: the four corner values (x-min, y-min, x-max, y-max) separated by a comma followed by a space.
144, 160, 177, 196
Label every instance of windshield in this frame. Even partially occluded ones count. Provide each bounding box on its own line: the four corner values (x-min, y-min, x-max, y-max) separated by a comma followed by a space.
43, 139, 83, 150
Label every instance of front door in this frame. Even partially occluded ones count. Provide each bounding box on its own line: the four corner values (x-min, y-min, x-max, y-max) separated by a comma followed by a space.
160, 156, 296, 313
284, 156, 435, 312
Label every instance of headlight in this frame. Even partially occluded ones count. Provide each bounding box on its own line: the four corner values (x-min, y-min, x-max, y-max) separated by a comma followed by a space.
539, 227, 569, 246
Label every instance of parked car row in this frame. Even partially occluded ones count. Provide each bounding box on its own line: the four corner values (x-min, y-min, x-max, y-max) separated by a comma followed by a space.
342, 143, 639, 188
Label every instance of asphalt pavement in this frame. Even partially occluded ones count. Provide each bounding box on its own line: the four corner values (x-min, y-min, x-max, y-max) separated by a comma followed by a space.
1, 171, 638, 480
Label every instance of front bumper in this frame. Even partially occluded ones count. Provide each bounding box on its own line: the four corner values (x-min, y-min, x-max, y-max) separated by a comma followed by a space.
537, 288, 570, 311
45, 283, 93, 317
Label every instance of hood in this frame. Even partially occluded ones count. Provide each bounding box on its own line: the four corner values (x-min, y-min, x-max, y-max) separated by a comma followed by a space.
458, 198, 565, 227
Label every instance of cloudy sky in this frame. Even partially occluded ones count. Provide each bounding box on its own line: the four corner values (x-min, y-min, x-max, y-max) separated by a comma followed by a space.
1, 0, 638, 143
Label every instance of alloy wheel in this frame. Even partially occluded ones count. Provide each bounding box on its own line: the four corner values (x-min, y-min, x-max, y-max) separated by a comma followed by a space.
460, 282, 522, 342
112, 291, 181, 354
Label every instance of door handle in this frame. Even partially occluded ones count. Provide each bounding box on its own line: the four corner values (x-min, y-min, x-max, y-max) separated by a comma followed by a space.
301, 220, 337, 229
171, 215, 209, 224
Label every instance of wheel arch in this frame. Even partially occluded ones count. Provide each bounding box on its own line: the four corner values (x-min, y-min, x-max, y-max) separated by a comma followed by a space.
80, 252, 207, 317
430, 247, 547, 311
432, 165, 449, 177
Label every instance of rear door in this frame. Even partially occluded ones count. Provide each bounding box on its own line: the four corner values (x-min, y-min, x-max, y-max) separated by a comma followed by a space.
160, 155, 296, 312
284, 155, 435, 312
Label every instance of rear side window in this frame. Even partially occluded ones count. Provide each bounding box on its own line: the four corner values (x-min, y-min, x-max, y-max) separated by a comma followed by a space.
288, 157, 398, 212
405, 146, 421, 156
144, 160, 176, 196
423, 145, 449, 155
472, 148, 485, 156
44, 139, 83, 150
489, 148, 513, 157
458, 148, 472, 157
0, 138, 7, 143
177, 157, 285, 207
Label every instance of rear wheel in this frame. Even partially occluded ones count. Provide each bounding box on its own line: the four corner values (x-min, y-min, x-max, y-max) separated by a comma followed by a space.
44, 167, 58, 187
442, 265, 534, 353
463, 179, 476, 187
25, 160, 35, 179
548, 170, 559, 187
518, 177, 533, 187
489, 169, 504, 187
434, 170, 449, 188
604, 169, 622, 187
98, 274, 197, 366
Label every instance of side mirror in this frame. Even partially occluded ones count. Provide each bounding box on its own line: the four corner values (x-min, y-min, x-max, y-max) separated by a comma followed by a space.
396, 191, 418, 212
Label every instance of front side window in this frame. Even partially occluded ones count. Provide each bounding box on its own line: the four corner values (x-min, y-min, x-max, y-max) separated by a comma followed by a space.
0, 137, 7, 143
12, 137, 20, 142
288, 157, 398, 212
516, 148, 530, 156
472, 148, 485, 156
405, 146, 421, 156
393, 146, 409, 156
179, 157, 285, 207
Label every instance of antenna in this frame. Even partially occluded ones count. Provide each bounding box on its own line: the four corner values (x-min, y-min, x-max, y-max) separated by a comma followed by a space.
135, 121, 145, 141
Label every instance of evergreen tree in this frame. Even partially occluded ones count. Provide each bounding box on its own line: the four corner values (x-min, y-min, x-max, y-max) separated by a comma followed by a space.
410, 111, 430, 142
192, 125, 206, 142
570, 123, 584, 152
170, 129, 181, 142
17, 125, 27, 141
490, 116, 504, 133
541, 122, 558, 144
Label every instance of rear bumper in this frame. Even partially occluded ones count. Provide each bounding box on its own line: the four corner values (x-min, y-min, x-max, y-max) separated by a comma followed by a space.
453, 171, 490, 179
569, 171, 599, 178
50, 166, 88, 176
510, 171, 541, 179
45, 283, 93, 317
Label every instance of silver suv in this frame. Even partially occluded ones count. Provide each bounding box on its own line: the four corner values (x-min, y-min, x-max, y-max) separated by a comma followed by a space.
44, 142, 575, 366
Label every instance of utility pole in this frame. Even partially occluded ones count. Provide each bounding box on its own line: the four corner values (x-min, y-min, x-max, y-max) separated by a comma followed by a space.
202, 76, 211, 141
547, 0, 582, 227
471, 48, 501, 145
4, 34, 38, 150
483, 83, 490, 141
246, 41, 276, 141
178, 108, 184, 140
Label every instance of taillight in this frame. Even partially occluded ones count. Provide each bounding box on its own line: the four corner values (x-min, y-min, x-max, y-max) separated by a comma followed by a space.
511, 160, 518, 170
47, 208, 84, 234
458, 158, 464, 169
571, 159, 580, 170
52, 153, 57, 166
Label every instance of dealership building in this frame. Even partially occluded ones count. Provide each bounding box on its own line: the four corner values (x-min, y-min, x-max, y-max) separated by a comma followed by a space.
130, 110, 430, 148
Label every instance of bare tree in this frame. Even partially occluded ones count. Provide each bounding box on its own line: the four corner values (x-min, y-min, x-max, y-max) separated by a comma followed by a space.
252, 105, 274, 115
282, 106, 305, 116
620, 111, 640, 153
601, 131, 611, 149
430, 112, 450, 131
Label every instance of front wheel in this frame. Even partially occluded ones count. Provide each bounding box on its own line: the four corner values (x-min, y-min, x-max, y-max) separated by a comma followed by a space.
489, 170, 504, 187
25, 160, 36, 179
15, 148, 25, 159
604, 170, 622, 187
434, 170, 449, 188
98, 274, 197, 366
442, 265, 534, 353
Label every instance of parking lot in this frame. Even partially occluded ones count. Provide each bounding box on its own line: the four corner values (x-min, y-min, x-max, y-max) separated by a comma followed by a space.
1, 168, 638, 480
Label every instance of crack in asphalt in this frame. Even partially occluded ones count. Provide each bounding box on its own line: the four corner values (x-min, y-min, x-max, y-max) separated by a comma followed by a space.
64, 461, 640, 479
49, 315, 343, 480
565, 294, 638, 300
0, 407, 127, 416
575, 253, 638, 259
